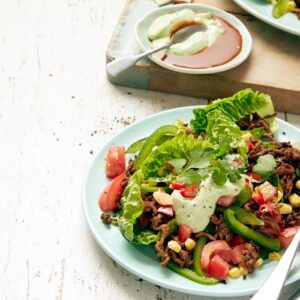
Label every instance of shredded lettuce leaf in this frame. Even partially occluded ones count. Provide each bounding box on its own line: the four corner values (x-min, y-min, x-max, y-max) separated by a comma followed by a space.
191, 89, 277, 135
141, 134, 204, 179
118, 171, 144, 242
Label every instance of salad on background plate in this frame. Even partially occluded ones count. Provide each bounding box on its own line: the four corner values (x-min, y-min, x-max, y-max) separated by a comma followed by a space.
95, 89, 300, 286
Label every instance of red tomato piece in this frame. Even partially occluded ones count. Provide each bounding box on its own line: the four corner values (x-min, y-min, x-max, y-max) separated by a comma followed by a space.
207, 254, 230, 280
279, 226, 299, 249
105, 146, 126, 179
231, 235, 246, 247
247, 141, 254, 151
178, 224, 192, 243
252, 189, 265, 205
201, 240, 231, 271
157, 205, 174, 217
247, 172, 261, 181
98, 173, 126, 212
217, 195, 235, 207
256, 181, 277, 202
180, 185, 199, 198
214, 249, 232, 263
231, 244, 245, 264
170, 182, 186, 190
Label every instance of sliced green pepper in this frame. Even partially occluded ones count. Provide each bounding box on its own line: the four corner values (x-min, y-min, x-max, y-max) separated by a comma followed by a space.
224, 209, 281, 251
193, 236, 207, 276
234, 184, 252, 207
228, 206, 264, 226
126, 135, 175, 154
134, 125, 178, 170
167, 261, 219, 285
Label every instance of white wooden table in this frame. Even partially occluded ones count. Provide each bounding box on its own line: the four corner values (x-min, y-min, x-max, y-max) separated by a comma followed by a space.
0, 1, 299, 299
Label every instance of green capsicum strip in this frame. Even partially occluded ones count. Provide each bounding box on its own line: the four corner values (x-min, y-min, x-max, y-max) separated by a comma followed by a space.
224, 209, 281, 251
167, 261, 219, 285
193, 236, 208, 276
228, 206, 264, 226
134, 125, 178, 170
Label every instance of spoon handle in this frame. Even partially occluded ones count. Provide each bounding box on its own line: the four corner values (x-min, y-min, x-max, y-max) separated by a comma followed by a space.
106, 44, 170, 77
251, 229, 300, 300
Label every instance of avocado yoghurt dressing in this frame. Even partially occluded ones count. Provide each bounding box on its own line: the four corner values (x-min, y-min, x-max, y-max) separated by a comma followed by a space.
172, 176, 245, 233
147, 9, 224, 56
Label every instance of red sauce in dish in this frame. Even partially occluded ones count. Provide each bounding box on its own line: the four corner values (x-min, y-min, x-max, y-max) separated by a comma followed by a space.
153, 16, 242, 69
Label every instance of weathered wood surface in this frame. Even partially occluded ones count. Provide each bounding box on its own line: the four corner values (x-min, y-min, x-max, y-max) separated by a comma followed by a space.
107, 0, 300, 113
0, 1, 299, 300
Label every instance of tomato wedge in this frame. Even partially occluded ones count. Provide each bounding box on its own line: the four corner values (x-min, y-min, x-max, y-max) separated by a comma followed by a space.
231, 244, 244, 264
201, 240, 231, 271
247, 172, 261, 181
178, 224, 192, 243
207, 254, 229, 280
98, 173, 126, 212
279, 226, 299, 249
180, 185, 199, 198
170, 182, 186, 190
105, 146, 126, 179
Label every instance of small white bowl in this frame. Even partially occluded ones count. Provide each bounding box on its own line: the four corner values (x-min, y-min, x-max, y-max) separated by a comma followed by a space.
135, 3, 252, 75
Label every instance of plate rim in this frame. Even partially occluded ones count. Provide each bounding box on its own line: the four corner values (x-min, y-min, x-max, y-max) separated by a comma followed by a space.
82, 105, 300, 297
233, 0, 300, 37
134, 3, 253, 75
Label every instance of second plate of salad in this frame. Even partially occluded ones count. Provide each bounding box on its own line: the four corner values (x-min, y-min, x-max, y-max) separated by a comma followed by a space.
234, 0, 300, 36
83, 89, 300, 297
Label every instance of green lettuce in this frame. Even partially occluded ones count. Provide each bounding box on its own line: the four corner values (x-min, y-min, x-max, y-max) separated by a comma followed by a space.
141, 134, 204, 179
118, 171, 144, 242
134, 230, 161, 244
205, 110, 245, 149
191, 89, 277, 135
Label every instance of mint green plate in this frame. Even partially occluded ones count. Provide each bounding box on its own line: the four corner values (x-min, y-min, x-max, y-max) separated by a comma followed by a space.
82, 106, 300, 297
234, 0, 300, 36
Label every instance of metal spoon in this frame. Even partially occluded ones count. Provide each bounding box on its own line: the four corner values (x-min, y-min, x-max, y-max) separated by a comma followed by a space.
106, 24, 205, 77
251, 229, 300, 300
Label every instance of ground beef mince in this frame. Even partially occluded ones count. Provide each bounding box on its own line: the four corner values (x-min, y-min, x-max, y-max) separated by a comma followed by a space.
140, 195, 172, 231
239, 242, 260, 273
125, 158, 135, 177
101, 213, 113, 225
283, 210, 300, 227
210, 214, 233, 243
155, 226, 193, 268
243, 116, 300, 198
155, 224, 170, 267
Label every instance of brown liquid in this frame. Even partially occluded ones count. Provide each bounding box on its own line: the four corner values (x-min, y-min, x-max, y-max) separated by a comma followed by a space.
154, 17, 242, 69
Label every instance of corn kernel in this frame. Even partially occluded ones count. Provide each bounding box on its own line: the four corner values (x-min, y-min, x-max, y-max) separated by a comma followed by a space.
296, 180, 300, 190
278, 203, 293, 214
287, 1, 296, 11
184, 238, 196, 251
288, 194, 300, 207
168, 240, 181, 253
239, 266, 248, 276
228, 267, 241, 279
153, 190, 173, 205
274, 190, 283, 203
255, 258, 264, 268
269, 252, 281, 261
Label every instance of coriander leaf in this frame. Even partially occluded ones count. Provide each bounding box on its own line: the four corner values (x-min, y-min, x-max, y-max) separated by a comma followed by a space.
168, 158, 187, 174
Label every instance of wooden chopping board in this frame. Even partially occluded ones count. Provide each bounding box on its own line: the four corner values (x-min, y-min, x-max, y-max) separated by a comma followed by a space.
106, 0, 300, 113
